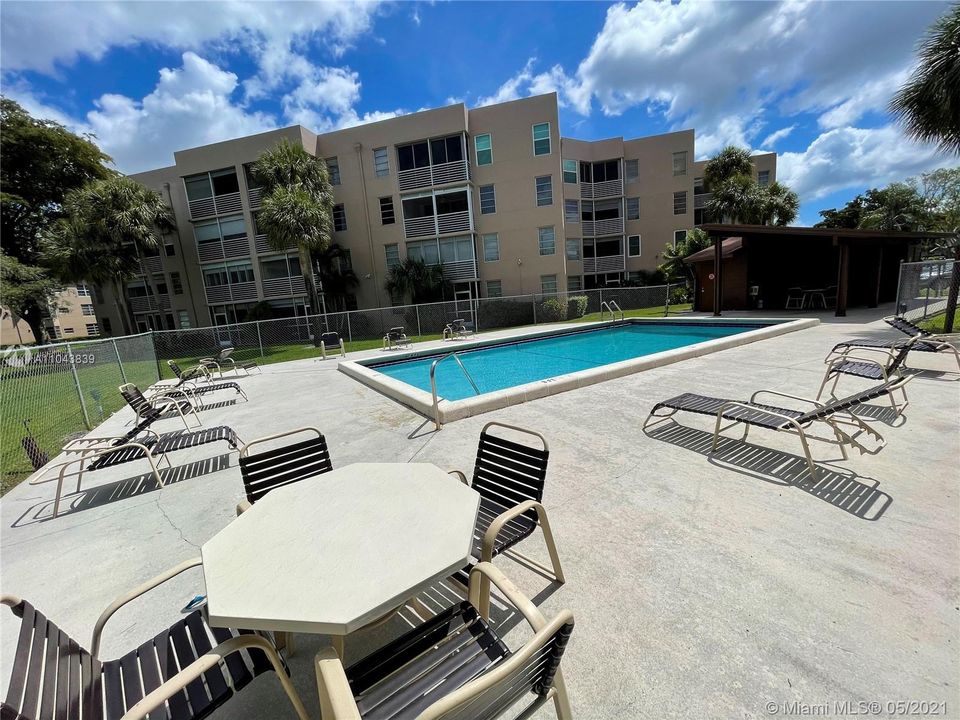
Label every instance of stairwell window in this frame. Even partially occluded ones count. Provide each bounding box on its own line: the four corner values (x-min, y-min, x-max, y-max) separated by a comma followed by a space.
625, 159, 639, 182
81, 304, 96, 316
568, 275, 583, 292
538, 226, 556, 256
672, 151, 687, 176
374, 147, 389, 177
384, 244, 400, 269
564, 200, 579, 223
479, 184, 496, 214
563, 159, 578, 183
535, 175, 553, 206
326, 157, 341, 185
532, 123, 551, 156
379, 196, 395, 225
483, 233, 500, 262
540, 275, 558, 294
486, 280, 502, 298
566, 238, 581, 260
673, 191, 687, 215
85, 323, 99, 336
673, 230, 688, 248
171, 272, 183, 295
333, 204, 347, 232
475, 134, 492, 166
628, 235, 641, 257
758, 170, 770, 187
626, 197, 640, 220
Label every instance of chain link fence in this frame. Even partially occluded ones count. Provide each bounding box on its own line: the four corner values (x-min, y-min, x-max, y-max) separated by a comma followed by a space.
0, 332, 159, 492
895, 259, 957, 325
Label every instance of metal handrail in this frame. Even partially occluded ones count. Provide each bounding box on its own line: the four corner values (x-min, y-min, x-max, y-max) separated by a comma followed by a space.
430, 352, 480, 430
600, 301, 625, 323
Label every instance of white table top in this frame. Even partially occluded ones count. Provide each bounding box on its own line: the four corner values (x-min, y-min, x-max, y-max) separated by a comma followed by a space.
201, 462, 480, 635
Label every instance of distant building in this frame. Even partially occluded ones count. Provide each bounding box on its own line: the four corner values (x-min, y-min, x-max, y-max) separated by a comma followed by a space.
0, 284, 100, 345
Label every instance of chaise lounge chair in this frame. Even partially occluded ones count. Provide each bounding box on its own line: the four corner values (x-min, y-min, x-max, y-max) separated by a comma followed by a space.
167, 361, 249, 402
201, 347, 260, 377
121, 382, 201, 431
1, 558, 309, 720
827, 315, 960, 372
817, 342, 913, 410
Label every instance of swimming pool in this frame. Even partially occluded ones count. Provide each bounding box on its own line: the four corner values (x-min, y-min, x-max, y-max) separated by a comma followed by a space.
339, 317, 817, 424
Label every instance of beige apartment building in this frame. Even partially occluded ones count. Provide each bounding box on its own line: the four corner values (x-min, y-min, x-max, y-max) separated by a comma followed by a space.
1, 284, 100, 346
92, 92, 775, 332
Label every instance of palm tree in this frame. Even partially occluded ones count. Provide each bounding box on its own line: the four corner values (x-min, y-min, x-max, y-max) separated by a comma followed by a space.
250, 140, 333, 319
385, 259, 449, 304
703, 146, 755, 190
658, 228, 712, 283
756, 181, 799, 225
42, 177, 173, 333
890, 5, 960, 156
315, 243, 358, 311
706, 174, 758, 224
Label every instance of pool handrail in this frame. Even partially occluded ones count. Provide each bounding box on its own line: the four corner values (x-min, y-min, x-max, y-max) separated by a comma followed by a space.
600, 301, 625, 323
430, 352, 480, 430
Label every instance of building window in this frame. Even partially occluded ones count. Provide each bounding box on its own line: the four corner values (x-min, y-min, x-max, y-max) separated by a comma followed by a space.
628, 235, 641, 257
475, 134, 492, 166
694, 176, 706, 194
625, 159, 639, 182
373, 147, 389, 177
673, 230, 688, 247
563, 159, 577, 183
164, 241, 176, 257
579, 159, 620, 184
184, 168, 239, 206
538, 226, 556, 255
673, 191, 687, 215
567, 275, 583, 292
564, 199, 579, 223
326, 157, 341, 185
532, 123, 551, 156
482, 233, 500, 262
85, 323, 100, 336
672, 151, 687, 176
81, 304, 96, 316
170, 272, 183, 295
540, 274, 558, 294
178, 310, 190, 329
486, 280, 502, 298
758, 170, 770, 187
385, 244, 400, 269
75, 283, 91, 297
626, 197, 640, 220
479, 184, 496, 214
379, 196, 395, 225
61, 327, 74, 335
102, 317, 112, 334
333, 204, 347, 232
535, 175, 553, 206
397, 134, 463, 171
565, 238, 581, 260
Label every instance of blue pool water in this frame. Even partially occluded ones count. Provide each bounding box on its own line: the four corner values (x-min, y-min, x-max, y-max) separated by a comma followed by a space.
368, 321, 770, 401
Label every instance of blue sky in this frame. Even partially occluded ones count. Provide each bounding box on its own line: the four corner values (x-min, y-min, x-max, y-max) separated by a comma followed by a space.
1, 1, 956, 225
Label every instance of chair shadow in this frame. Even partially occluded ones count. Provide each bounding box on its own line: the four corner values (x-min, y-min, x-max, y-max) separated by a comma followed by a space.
644, 420, 892, 521
12, 454, 234, 527
848, 402, 905, 427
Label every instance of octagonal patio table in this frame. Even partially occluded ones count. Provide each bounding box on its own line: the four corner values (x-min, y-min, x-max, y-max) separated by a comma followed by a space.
201, 462, 480, 657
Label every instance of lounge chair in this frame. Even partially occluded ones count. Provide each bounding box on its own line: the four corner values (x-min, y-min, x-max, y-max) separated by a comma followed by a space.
201, 347, 260, 377
644, 378, 910, 482
447, 422, 564, 617
1, 559, 309, 720
827, 315, 960, 372
236, 427, 333, 514
316, 562, 574, 720
382, 326, 411, 350
443, 318, 474, 340
320, 331, 346, 359
167, 361, 248, 401
121, 382, 201, 431
817, 342, 913, 410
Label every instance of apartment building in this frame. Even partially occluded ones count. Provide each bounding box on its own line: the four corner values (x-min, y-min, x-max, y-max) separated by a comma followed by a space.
1, 284, 100, 346
92, 92, 775, 332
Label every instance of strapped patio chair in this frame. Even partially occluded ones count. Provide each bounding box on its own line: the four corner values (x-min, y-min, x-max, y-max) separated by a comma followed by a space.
443, 318, 474, 341
785, 287, 805, 310
817, 342, 914, 410
827, 315, 960, 372
316, 562, 574, 720
644, 378, 909, 482
1, 558, 309, 720
447, 422, 564, 616
120, 382, 200, 431
320, 332, 346, 360
382, 327, 411, 350
200, 347, 260, 378
167, 361, 248, 402
236, 427, 333, 514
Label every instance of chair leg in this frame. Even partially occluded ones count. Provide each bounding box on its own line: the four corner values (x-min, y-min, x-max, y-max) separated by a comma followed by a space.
551, 669, 573, 720
796, 429, 818, 483
710, 413, 735, 452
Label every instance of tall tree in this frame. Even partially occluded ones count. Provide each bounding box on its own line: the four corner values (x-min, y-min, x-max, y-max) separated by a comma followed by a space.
917, 167, 960, 232
890, 4, 960, 156
857, 183, 933, 231
702, 146, 798, 225
43, 177, 174, 334
703, 146, 755, 190
0, 253, 61, 344
815, 195, 866, 228
250, 140, 333, 319
658, 228, 712, 283
0, 97, 111, 341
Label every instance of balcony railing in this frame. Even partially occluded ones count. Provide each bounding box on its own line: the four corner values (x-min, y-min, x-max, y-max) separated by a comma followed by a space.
436, 210, 472, 235
694, 192, 712, 209
254, 234, 297, 255
581, 218, 624, 237
403, 216, 437, 239
583, 255, 625, 274
189, 191, 243, 219
197, 237, 251, 262
397, 160, 469, 191
140, 256, 162, 273
261, 276, 307, 298
440, 259, 478, 282
404, 210, 472, 239
203, 281, 257, 305
248, 187, 263, 210
128, 294, 170, 313
580, 178, 623, 200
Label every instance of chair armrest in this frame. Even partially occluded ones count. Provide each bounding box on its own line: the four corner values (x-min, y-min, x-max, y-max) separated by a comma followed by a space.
91, 557, 202, 657
826, 354, 886, 370
481, 499, 544, 563
315, 646, 363, 720
467, 562, 549, 633
749, 390, 825, 409
236, 499, 252, 515
447, 469, 468, 485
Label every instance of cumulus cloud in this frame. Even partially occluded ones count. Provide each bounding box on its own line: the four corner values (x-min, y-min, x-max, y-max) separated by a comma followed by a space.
760, 125, 796, 150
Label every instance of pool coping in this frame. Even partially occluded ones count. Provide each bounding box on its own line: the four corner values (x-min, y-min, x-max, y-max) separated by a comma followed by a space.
338, 316, 820, 425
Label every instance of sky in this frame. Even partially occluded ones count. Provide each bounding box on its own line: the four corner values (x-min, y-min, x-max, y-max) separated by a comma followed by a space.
1, 0, 957, 226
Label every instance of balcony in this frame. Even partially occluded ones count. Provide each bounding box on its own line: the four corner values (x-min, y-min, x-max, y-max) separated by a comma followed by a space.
403, 210, 472, 239
582, 218, 624, 237
583, 255, 625, 274
261, 275, 307, 298
440, 259, 478, 282
128, 294, 170, 314
694, 192, 712, 210
140, 256, 162, 273
197, 237, 251, 263
248, 187, 263, 210
580, 178, 623, 200
397, 160, 470, 192
203, 281, 257, 305
254, 234, 297, 255
189, 191, 243, 220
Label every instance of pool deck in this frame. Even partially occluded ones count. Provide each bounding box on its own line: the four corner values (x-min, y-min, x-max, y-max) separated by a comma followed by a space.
1, 306, 958, 719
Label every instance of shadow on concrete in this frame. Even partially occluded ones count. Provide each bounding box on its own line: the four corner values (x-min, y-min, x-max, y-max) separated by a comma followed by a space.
644, 420, 892, 521
12, 454, 234, 526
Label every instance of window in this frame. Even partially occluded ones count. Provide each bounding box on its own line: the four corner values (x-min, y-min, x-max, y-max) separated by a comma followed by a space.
673, 191, 687, 215
694, 176, 706, 194
563, 159, 577, 183
673, 230, 688, 247
81, 305, 96, 316
170, 272, 183, 295
565, 238, 581, 260
185, 169, 239, 203
486, 280, 502, 298
538, 226, 555, 255
672, 151, 687, 176
429, 135, 463, 165
628, 235, 641, 257
625, 159, 639, 182
384, 244, 400, 269
102, 317, 112, 334
61, 327, 74, 335
379, 196, 395, 225
193, 215, 248, 255
758, 170, 770, 187
479, 184, 496, 214
564, 199, 579, 223
373, 147, 389, 176
178, 310, 191, 329
333, 204, 347, 232
475, 134, 492, 166
184, 174, 212, 201
626, 197, 640, 220
164, 241, 175, 257
210, 168, 239, 195
435, 190, 468, 216
85, 323, 99, 336
260, 255, 300, 281
535, 175, 553, 206
567, 275, 583, 292
532, 123, 551, 156
75, 284, 91, 297
540, 274, 558, 294
397, 135, 464, 171
326, 157, 341, 185
482, 233, 500, 262
579, 160, 620, 183
402, 194, 435, 221
397, 141, 430, 171
439, 236, 474, 263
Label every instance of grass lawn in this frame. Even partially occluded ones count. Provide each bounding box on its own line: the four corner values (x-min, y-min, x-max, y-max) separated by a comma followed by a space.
917, 308, 959, 334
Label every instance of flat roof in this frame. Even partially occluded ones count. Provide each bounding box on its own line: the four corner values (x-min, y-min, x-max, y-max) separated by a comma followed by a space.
699, 224, 955, 240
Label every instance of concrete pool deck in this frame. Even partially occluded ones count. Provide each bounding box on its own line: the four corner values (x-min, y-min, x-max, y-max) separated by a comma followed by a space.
1, 306, 958, 719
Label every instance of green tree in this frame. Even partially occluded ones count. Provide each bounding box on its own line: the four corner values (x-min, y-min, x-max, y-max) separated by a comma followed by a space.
815, 195, 866, 228
658, 228, 712, 283
756, 181, 800, 226
858, 183, 933, 231
890, 5, 960, 156
43, 177, 174, 334
703, 146, 798, 225
384, 258, 450, 304
916, 167, 960, 232
250, 140, 333, 320
0, 97, 112, 342
315, 244, 358, 312
0, 252, 61, 344
703, 146, 754, 190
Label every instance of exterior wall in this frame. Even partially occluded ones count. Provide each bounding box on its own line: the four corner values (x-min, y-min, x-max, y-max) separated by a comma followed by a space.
1, 285, 99, 345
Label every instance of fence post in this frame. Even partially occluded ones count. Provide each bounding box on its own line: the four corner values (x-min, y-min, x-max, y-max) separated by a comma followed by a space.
112, 338, 127, 383
664, 282, 671, 317
532, 295, 537, 324
66, 342, 92, 430
599, 287, 604, 311
416, 305, 422, 338
150, 331, 162, 382
256, 321, 264, 358
346, 311, 353, 343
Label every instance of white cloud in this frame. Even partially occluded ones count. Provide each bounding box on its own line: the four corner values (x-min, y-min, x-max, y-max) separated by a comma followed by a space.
760, 125, 796, 149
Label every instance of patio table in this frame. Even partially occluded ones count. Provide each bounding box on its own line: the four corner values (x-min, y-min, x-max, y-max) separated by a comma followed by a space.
200, 462, 480, 656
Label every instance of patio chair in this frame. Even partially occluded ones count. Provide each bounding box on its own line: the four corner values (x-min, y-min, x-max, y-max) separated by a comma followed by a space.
644, 378, 909, 482
320, 331, 346, 360
827, 316, 960, 372
1, 558, 309, 720
236, 427, 333, 514
447, 422, 564, 616
443, 318, 474, 341
817, 342, 914, 410
121, 382, 201, 431
167, 361, 249, 401
382, 327, 411, 350
201, 347, 260, 378
785, 287, 805, 310
316, 562, 574, 720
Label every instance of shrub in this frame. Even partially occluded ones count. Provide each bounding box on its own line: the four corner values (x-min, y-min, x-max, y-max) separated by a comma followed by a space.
478, 299, 535, 329
567, 295, 588, 318
669, 286, 690, 305
538, 297, 567, 322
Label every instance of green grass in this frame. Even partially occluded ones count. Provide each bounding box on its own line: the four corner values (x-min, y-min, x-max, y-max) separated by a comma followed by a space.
574, 303, 692, 324
917, 308, 959, 334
